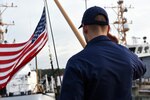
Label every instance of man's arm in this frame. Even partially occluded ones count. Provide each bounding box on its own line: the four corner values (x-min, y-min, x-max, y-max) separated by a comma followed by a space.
59, 59, 84, 100
131, 54, 146, 80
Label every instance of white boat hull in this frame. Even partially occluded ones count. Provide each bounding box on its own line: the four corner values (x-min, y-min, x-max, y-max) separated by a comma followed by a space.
1, 93, 55, 100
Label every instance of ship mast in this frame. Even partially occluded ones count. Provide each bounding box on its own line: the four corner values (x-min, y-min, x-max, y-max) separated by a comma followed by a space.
105, 0, 133, 45
0, 3, 17, 44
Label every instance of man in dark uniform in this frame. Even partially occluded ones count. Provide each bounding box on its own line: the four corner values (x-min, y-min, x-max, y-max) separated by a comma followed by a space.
59, 6, 146, 100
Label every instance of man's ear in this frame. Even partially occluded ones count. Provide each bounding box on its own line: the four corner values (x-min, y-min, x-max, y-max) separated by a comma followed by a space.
83, 25, 88, 34
107, 25, 110, 34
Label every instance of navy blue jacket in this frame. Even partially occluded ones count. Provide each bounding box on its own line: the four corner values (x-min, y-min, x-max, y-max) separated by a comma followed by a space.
59, 36, 146, 100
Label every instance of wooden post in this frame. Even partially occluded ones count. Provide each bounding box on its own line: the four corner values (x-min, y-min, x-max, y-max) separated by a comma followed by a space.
54, 0, 86, 48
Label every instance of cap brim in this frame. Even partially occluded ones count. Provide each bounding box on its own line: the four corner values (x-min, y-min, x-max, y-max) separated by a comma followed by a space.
78, 25, 83, 29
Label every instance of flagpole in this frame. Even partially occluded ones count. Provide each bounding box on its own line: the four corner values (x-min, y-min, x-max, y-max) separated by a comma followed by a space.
35, 56, 41, 92
44, 0, 62, 81
54, 0, 86, 48
35, 56, 39, 85
44, 0, 61, 99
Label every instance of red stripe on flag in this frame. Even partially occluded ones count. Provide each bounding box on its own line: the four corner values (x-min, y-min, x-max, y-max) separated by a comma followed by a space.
0, 42, 27, 48
0, 31, 48, 89
0, 65, 14, 73
0, 32, 46, 64
0, 7, 48, 90
0, 47, 26, 56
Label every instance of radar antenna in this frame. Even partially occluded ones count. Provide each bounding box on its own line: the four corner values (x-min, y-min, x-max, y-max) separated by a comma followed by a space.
105, 0, 133, 45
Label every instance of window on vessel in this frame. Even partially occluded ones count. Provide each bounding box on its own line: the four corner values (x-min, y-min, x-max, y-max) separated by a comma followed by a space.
144, 46, 149, 53
137, 46, 143, 54
129, 47, 136, 53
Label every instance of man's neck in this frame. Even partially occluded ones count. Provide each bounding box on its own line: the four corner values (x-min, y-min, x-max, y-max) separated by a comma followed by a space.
88, 33, 107, 42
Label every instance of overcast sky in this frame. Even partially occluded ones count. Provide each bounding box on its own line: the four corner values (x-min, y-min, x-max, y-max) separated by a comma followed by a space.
1, 0, 150, 69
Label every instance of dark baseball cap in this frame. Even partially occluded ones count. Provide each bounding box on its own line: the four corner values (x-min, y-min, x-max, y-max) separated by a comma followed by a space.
79, 6, 109, 29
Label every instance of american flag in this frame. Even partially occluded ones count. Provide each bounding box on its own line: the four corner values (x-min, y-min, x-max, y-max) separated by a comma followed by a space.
0, 7, 48, 89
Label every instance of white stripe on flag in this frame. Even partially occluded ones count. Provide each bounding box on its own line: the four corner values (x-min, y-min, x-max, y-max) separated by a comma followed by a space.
0, 43, 29, 52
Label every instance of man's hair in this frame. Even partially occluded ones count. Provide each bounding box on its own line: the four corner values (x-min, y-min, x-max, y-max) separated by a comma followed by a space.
88, 15, 108, 33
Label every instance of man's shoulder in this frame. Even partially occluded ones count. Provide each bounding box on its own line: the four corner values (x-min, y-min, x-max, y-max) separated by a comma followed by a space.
116, 43, 131, 52
69, 50, 85, 62
65, 50, 87, 72
66, 49, 90, 67
116, 44, 139, 59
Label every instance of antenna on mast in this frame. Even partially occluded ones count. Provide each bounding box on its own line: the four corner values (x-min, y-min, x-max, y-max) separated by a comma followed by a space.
0, 3, 17, 43
105, 0, 133, 45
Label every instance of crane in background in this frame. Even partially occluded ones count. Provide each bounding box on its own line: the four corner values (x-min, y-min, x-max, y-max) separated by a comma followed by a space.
0, 3, 17, 43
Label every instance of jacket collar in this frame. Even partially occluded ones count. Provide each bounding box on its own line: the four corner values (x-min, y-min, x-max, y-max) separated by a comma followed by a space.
85, 35, 111, 48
